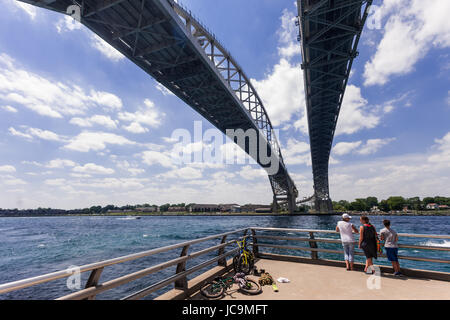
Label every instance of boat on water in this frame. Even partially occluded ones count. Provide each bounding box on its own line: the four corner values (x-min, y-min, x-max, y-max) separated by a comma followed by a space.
118, 216, 141, 220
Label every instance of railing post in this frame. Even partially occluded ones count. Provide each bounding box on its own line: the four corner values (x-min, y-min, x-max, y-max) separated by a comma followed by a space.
84, 267, 104, 300
251, 229, 259, 257
309, 232, 318, 260
217, 235, 228, 266
174, 245, 190, 291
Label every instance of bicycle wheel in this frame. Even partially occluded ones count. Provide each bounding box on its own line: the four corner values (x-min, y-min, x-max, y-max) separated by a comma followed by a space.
200, 280, 225, 299
238, 279, 262, 295
232, 255, 240, 273
236, 254, 254, 274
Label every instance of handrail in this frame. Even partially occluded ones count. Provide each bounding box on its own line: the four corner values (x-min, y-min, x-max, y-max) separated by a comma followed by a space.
1, 227, 448, 299
0, 228, 248, 297
250, 227, 450, 239
250, 227, 450, 265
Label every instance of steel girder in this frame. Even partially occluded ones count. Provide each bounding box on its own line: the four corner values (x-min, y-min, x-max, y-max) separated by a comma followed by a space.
19, 0, 298, 212
297, 0, 372, 212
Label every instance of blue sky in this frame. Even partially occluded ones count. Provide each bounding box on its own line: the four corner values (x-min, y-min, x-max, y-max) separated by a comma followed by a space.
0, 0, 449, 209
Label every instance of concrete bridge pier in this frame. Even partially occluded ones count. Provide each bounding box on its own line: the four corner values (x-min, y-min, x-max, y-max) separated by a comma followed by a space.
315, 198, 333, 213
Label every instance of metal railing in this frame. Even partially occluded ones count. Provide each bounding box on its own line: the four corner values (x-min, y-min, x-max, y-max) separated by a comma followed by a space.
0, 228, 249, 300
0, 227, 449, 300
251, 227, 450, 265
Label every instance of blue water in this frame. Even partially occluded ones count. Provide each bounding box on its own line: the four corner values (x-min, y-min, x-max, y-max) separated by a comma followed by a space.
0, 215, 449, 300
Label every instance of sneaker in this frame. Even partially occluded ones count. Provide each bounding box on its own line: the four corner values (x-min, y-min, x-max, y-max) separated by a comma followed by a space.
394, 272, 402, 276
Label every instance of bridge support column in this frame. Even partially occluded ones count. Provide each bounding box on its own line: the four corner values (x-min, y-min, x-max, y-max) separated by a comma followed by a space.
314, 198, 333, 213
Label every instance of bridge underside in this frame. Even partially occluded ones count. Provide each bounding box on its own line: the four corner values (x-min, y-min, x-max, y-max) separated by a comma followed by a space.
20, 0, 298, 212
297, 0, 372, 212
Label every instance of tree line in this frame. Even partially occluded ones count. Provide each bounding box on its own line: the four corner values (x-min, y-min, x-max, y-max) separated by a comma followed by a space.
331, 196, 450, 212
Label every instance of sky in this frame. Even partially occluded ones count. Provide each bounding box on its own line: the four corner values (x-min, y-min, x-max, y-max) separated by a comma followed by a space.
0, 0, 449, 209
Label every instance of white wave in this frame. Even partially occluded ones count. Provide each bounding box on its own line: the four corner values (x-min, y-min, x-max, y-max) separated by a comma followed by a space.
37, 244, 46, 248
421, 240, 450, 248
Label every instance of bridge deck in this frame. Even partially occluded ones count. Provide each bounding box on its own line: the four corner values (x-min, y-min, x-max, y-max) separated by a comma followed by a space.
185, 259, 450, 300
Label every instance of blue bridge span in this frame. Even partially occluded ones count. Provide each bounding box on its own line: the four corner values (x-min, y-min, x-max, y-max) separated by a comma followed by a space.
19, 0, 372, 213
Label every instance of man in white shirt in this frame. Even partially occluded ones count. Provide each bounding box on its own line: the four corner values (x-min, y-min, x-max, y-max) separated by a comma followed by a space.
336, 213, 359, 271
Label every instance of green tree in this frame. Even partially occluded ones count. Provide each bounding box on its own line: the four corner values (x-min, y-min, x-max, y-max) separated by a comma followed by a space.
379, 200, 389, 212
159, 203, 170, 212
365, 197, 378, 209
387, 196, 405, 211
423, 197, 435, 205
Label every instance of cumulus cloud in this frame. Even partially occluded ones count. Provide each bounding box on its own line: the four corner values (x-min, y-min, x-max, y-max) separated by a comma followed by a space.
73, 163, 115, 175
333, 141, 363, 156
64, 131, 136, 152
9, 126, 65, 142
335, 85, 381, 136
90, 34, 125, 62
364, 0, 450, 86
0, 165, 16, 173
0, 53, 123, 118
332, 138, 395, 157
118, 99, 165, 132
70, 115, 118, 129
1, 105, 18, 113
357, 138, 396, 155
251, 10, 305, 129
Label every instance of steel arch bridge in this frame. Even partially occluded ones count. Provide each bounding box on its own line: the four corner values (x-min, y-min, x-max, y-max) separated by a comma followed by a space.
296, 0, 373, 212
19, 0, 298, 212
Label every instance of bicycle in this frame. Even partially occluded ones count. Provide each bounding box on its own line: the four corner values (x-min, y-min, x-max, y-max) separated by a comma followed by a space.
200, 273, 261, 299
233, 237, 255, 274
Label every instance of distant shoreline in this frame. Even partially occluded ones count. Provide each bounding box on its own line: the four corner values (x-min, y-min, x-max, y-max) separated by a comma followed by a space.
1, 211, 449, 217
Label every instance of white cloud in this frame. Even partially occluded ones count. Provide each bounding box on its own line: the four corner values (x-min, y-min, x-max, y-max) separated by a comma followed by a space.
357, 138, 396, 155
428, 132, 450, 163
277, 9, 302, 59
90, 34, 124, 62
332, 138, 395, 157
333, 141, 363, 156
335, 85, 381, 136
252, 58, 304, 127
158, 167, 203, 180
44, 178, 67, 186
156, 82, 175, 96
283, 138, 311, 166
55, 15, 82, 33
0, 53, 123, 118
70, 115, 118, 129
1, 105, 18, 113
251, 9, 306, 129
364, 0, 450, 86
64, 131, 136, 152
8, 126, 65, 142
0, 165, 16, 173
118, 99, 165, 131
12, 1, 37, 20
8, 127, 33, 140
73, 163, 115, 175
123, 122, 149, 134
141, 150, 175, 168
46, 159, 77, 169
239, 165, 267, 180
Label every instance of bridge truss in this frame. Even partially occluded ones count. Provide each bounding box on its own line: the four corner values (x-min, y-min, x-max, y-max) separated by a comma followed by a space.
19, 0, 298, 212
297, 0, 373, 212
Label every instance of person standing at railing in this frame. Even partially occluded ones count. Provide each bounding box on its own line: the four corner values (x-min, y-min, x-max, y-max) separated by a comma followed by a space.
380, 219, 402, 276
336, 213, 359, 271
359, 216, 379, 274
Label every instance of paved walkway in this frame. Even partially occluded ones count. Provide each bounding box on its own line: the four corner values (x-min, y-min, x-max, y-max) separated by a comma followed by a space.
189, 259, 450, 300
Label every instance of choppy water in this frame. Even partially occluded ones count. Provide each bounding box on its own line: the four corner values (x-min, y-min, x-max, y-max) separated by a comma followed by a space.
0, 215, 449, 300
